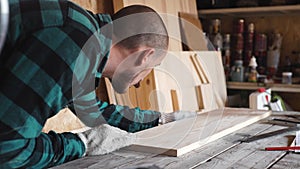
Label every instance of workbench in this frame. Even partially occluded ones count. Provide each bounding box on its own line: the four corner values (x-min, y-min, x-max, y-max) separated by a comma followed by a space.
51, 110, 300, 169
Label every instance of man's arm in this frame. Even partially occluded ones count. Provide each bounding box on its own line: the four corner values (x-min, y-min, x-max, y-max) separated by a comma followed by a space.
68, 89, 160, 133
0, 50, 85, 168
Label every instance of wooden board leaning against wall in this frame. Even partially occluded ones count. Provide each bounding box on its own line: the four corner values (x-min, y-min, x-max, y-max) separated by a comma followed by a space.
111, 0, 205, 112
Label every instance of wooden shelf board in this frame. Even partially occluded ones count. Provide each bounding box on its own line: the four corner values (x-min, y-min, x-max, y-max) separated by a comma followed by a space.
227, 81, 300, 93
198, 5, 300, 18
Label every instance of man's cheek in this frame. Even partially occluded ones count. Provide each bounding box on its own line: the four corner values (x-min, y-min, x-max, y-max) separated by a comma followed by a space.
111, 71, 134, 94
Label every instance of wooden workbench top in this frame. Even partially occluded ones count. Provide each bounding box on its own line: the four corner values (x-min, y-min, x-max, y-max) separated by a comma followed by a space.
51, 110, 300, 169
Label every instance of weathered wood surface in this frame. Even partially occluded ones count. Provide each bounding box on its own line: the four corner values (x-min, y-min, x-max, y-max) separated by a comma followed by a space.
271, 152, 300, 169
129, 108, 271, 157
51, 111, 300, 169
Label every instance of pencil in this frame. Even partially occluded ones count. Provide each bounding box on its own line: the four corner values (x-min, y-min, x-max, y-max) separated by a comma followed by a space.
265, 146, 300, 151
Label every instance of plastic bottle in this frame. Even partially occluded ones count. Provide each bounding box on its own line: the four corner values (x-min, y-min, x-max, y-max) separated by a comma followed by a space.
248, 56, 258, 82
210, 19, 223, 51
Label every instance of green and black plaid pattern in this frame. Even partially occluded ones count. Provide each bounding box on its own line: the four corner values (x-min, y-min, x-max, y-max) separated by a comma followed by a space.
0, 0, 159, 168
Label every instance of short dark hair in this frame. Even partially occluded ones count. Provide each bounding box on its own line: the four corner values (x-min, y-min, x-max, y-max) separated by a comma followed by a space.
112, 5, 169, 55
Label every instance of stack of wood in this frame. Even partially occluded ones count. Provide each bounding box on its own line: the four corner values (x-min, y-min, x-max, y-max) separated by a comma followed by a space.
110, 0, 227, 113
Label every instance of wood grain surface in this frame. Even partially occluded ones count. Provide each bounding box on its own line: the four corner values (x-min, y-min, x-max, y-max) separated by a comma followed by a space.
128, 108, 271, 156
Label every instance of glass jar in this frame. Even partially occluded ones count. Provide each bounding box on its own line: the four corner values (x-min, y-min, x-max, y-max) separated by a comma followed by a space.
282, 72, 292, 84
231, 60, 244, 82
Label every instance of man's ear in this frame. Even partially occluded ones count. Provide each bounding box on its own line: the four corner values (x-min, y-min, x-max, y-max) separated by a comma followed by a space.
135, 48, 155, 66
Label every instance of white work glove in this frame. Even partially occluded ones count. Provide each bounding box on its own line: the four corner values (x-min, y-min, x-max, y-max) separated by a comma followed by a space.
159, 111, 197, 124
76, 124, 136, 156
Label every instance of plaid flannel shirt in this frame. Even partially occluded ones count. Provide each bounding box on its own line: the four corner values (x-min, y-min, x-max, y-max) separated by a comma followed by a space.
0, 0, 159, 168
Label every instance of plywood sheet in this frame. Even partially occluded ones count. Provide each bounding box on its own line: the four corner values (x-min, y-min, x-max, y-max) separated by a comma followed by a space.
153, 52, 201, 113
153, 51, 226, 113
195, 51, 227, 108
178, 12, 208, 51
128, 108, 271, 156
134, 71, 159, 111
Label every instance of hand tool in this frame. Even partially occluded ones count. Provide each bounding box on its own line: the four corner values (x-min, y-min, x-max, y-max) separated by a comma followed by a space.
238, 126, 300, 143
265, 146, 300, 151
266, 118, 300, 127
264, 129, 300, 152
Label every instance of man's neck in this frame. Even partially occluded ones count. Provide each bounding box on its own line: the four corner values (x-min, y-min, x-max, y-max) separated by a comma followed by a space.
102, 44, 128, 78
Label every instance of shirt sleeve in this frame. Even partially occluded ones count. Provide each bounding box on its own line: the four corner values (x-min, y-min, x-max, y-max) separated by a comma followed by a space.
70, 94, 160, 133
0, 2, 159, 168
0, 34, 85, 168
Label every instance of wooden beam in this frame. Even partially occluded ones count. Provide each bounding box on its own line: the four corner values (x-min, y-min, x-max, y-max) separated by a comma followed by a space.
194, 54, 209, 84
170, 89, 180, 111
195, 86, 204, 110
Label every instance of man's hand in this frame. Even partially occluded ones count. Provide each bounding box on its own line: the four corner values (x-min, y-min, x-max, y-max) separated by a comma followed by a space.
76, 124, 136, 156
159, 111, 197, 124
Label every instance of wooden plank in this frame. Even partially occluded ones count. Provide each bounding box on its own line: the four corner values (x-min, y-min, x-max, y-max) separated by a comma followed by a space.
271, 153, 300, 169
128, 108, 271, 156
153, 52, 201, 113
153, 51, 226, 113
104, 78, 117, 104
170, 90, 180, 111
195, 86, 204, 110
119, 123, 274, 169
198, 125, 295, 169
195, 51, 226, 108
194, 54, 209, 84
128, 87, 138, 108
49, 111, 300, 169
112, 0, 124, 12
134, 71, 159, 111
190, 53, 215, 111
50, 119, 274, 169
163, 123, 274, 169
43, 108, 86, 133
195, 85, 214, 111
178, 12, 208, 51
190, 55, 205, 84
50, 150, 148, 169
115, 91, 136, 108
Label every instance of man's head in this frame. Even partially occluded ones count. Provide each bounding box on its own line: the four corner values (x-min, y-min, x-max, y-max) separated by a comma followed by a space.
103, 5, 169, 93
